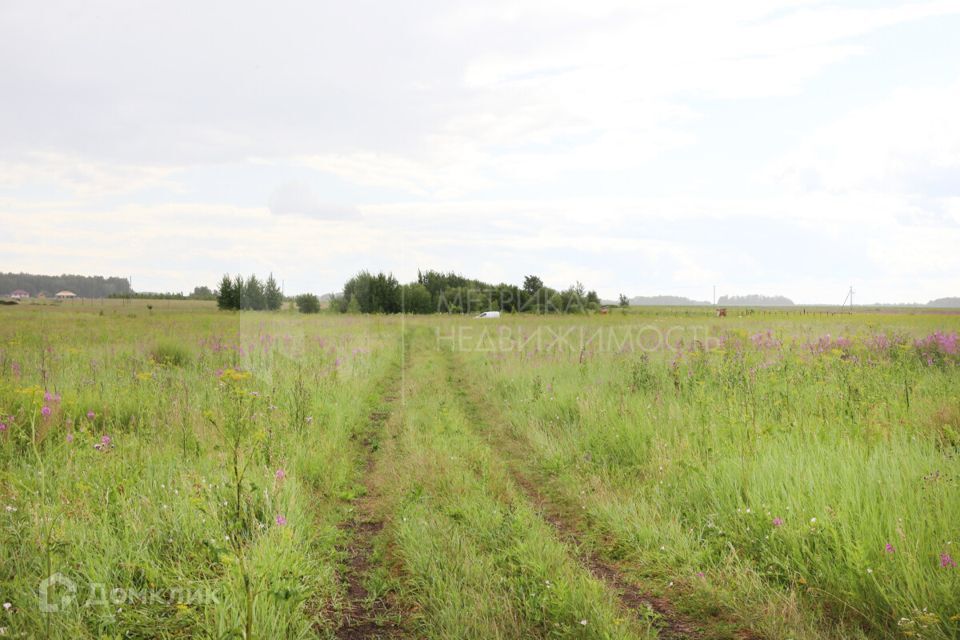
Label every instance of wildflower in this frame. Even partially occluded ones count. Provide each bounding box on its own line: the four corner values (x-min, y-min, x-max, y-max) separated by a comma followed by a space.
275, 514, 287, 526
579, 619, 587, 626
866, 568, 873, 574
0, 422, 6, 432
275, 468, 286, 480
41, 406, 52, 418
306, 416, 313, 424
810, 517, 817, 524
86, 410, 95, 420
101, 435, 111, 446
941, 553, 957, 568
772, 517, 783, 527
885, 543, 895, 554
66, 433, 74, 444
1, 602, 9, 610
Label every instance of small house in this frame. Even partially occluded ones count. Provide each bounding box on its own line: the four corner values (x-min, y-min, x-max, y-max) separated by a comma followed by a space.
9, 289, 29, 299
55, 290, 78, 299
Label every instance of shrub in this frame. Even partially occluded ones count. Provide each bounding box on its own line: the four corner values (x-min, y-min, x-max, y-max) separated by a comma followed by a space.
295, 294, 321, 314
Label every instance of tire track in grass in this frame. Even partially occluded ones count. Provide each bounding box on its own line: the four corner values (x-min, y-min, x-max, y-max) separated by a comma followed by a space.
379, 334, 657, 639
334, 362, 408, 639
443, 349, 755, 640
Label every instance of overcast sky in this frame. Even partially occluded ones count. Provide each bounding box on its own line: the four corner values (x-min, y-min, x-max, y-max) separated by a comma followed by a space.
2, 0, 959, 303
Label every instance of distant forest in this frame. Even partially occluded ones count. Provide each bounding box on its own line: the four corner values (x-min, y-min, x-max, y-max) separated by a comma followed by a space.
629, 295, 710, 306
0, 272, 132, 298
718, 294, 795, 306
928, 297, 960, 308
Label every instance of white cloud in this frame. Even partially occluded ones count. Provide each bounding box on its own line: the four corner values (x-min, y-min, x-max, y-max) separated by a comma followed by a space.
770, 82, 960, 194
267, 181, 359, 219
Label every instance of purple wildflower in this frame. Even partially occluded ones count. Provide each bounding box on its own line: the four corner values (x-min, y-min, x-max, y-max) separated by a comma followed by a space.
41, 406, 52, 418
0, 422, 6, 432
885, 543, 895, 554
87, 410, 95, 420
275, 514, 287, 526
275, 468, 286, 480
941, 552, 957, 568
772, 517, 784, 527
66, 432, 74, 443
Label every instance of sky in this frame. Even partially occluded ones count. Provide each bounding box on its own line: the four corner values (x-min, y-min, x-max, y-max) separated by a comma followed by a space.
2, 0, 960, 304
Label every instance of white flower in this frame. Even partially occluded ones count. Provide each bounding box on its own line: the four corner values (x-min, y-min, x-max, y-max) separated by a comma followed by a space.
2, 603, 10, 610
810, 517, 817, 524
866, 568, 873, 574
579, 619, 587, 626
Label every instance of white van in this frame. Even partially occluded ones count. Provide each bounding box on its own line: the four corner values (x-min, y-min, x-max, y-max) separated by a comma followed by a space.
475, 311, 501, 319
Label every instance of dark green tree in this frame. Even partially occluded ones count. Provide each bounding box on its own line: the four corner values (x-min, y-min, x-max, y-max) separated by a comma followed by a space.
295, 293, 321, 313
401, 283, 433, 313
264, 273, 283, 311
245, 275, 265, 310
217, 274, 237, 310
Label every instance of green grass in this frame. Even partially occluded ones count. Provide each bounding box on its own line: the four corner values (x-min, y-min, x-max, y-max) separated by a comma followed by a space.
1, 303, 958, 638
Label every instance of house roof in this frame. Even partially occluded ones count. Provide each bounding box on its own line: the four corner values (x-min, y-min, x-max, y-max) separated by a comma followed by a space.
55, 290, 77, 296
10, 289, 29, 295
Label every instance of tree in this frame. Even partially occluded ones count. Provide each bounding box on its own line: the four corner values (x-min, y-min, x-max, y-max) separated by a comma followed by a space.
342, 270, 401, 313
217, 274, 237, 310
522, 275, 543, 296
619, 293, 630, 308
264, 273, 283, 311
232, 275, 246, 310
295, 294, 321, 313
401, 283, 433, 313
245, 274, 265, 310
191, 286, 215, 300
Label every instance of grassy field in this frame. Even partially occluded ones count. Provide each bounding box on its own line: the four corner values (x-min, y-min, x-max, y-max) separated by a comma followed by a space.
1, 302, 958, 638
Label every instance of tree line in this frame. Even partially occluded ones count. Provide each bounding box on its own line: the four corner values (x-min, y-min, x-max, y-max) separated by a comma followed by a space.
1, 272, 132, 298
216, 274, 284, 311
328, 270, 605, 315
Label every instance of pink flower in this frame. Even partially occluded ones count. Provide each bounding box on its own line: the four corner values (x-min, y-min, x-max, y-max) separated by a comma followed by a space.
275, 514, 287, 526
0, 422, 6, 432
275, 468, 286, 480
66, 433, 74, 443
885, 543, 895, 554
86, 410, 95, 420
101, 435, 111, 446
941, 552, 957, 568
772, 517, 784, 527
41, 406, 52, 418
